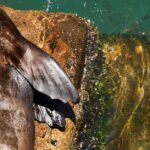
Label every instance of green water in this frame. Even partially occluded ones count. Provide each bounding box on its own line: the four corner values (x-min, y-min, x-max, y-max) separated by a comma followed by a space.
0, 0, 149, 40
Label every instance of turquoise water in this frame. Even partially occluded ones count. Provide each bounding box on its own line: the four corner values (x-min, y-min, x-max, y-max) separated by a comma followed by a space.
0, 0, 149, 39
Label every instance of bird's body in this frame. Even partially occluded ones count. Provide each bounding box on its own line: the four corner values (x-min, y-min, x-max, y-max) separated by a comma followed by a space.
0, 58, 34, 150
0, 8, 79, 150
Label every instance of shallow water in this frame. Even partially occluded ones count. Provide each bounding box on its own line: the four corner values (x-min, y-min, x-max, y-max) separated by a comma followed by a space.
0, 0, 149, 40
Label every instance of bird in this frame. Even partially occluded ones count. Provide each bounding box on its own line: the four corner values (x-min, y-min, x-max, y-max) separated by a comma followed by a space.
0, 8, 79, 149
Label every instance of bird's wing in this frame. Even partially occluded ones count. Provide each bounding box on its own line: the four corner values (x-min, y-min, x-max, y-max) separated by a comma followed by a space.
17, 39, 79, 103
0, 8, 79, 103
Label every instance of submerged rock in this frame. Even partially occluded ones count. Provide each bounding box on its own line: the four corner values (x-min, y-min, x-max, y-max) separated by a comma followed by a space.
102, 36, 150, 150
78, 35, 150, 150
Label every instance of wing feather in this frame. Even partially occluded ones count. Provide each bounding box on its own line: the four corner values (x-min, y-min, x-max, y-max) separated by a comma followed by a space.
17, 38, 79, 103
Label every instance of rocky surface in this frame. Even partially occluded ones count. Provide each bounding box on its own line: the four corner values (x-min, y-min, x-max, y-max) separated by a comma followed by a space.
0, 5, 95, 150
